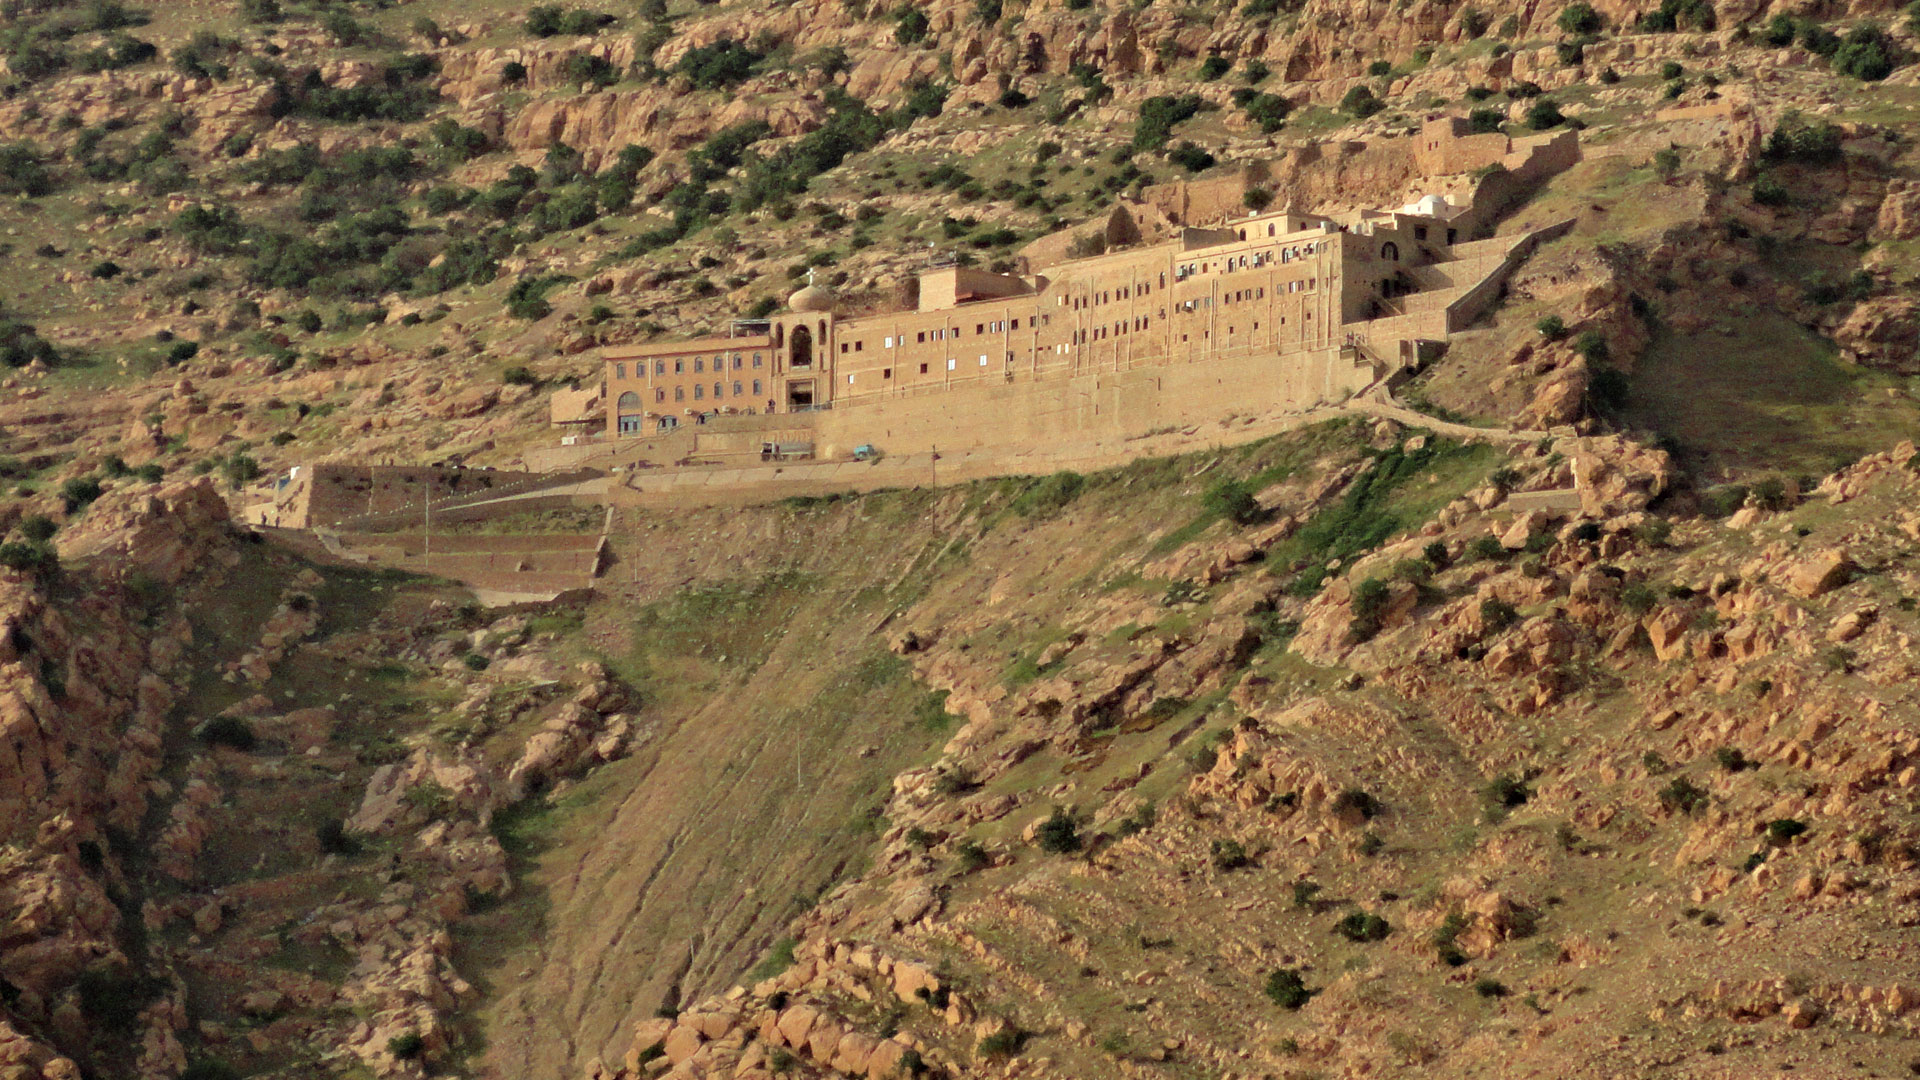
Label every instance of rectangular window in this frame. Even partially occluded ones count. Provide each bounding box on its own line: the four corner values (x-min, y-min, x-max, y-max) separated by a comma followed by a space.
917, 331, 927, 343
694, 358, 704, 373
753, 353, 763, 367
855, 340, 864, 352
616, 363, 626, 379
1011, 318, 1020, 329
976, 324, 984, 334
847, 374, 855, 384
978, 354, 988, 366
655, 388, 665, 402
713, 382, 722, 398
918, 363, 928, 374
841, 343, 849, 353
882, 368, 892, 379
884, 336, 894, 348
674, 360, 684, 374
694, 385, 704, 399
732, 381, 742, 395
675, 386, 685, 400
947, 358, 956, 371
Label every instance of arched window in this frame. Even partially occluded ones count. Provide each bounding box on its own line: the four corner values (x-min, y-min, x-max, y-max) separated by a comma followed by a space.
616, 391, 641, 411
1382, 241, 1400, 262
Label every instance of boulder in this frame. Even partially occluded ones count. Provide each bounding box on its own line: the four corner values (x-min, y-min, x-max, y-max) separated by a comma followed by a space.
1785, 550, 1854, 599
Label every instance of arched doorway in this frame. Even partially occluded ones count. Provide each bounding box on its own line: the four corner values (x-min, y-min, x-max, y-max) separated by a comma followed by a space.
616, 391, 643, 435
1381, 241, 1400, 262
790, 324, 813, 369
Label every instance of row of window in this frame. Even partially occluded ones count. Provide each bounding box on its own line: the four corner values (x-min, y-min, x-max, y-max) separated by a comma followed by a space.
615, 353, 766, 380
850, 315, 1053, 354
846, 355, 997, 384
634, 379, 765, 404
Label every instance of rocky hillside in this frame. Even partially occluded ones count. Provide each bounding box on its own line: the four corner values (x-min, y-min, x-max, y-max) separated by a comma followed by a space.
5, 1, 1920, 1079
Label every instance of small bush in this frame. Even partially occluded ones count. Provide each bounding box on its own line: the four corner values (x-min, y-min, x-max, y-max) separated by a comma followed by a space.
1210, 837, 1250, 871
61, 476, 104, 512
1013, 471, 1086, 516
387, 1033, 425, 1059
1265, 967, 1315, 1009
1658, 776, 1708, 815
1558, 3, 1602, 34
953, 840, 990, 872
1203, 478, 1261, 525
1714, 747, 1750, 772
502, 365, 538, 386
18, 515, 57, 542
1340, 85, 1384, 119
0, 541, 58, 576
1536, 315, 1566, 339
1766, 818, 1808, 844
1482, 773, 1531, 810
1330, 787, 1380, 821
1474, 977, 1508, 998
1335, 911, 1391, 942
462, 653, 491, 671
1035, 807, 1081, 853
316, 817, 362, 855
1479, 597, 1518, 632
200, 716, 257, 752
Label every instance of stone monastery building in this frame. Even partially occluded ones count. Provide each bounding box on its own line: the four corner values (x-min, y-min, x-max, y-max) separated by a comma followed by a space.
567, 118, 1578, 466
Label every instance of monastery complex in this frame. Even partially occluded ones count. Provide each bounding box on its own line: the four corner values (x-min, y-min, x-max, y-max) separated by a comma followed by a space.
253, 118, 1578, 540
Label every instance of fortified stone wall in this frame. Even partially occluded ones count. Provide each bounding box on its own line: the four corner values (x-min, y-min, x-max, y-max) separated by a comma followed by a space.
809, 341, 1377, 458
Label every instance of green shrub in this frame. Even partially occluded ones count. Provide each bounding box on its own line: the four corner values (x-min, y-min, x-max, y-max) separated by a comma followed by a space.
502, 366, 538, 386
1133, 94, 1204, 151
1557, 2, 1602, 34
1482, 773, 1531, 809
1013, 471, 1086, 516
894, 5, 932, 44
61, 476, 104, 512
316, 817, 362, 855
178, 1061, 241, 1080
1341, 85, 1384, 119
0, 541, 58, 576
1657, 776, 1708, 815
1331, 787, 1380, 820
18, 515, 57, 542
977, 1029, 1024, 1058
1525, 99, 1565, 130
1479, 597, 1518, 632
1766, 818, 1808, 844
1335, 911, 1391, 942
1832, 24, 1899, 81
953, 840, 989, 872
1264, 967, 1315, 1008
1210, 837, 1250, 871
1203, 477, 1261, 524
675, 38, 763, 89
200, 716, 257, 752
1763, 111, 1842, 164
387, 1032, 425, 1059
1200, 56, 1231, 79
1035, 807, 1081, 853
0, 143, 55, 197
1474, 977, 1508, 998
1468, 107, 1505, 134
1468, 535, 1506, 562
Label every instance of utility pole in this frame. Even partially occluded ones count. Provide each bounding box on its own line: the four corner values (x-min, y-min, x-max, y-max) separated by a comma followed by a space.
423, 487, 431, 574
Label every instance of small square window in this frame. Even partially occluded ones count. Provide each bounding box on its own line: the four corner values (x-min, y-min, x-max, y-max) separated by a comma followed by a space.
882, 368, 892, 379
918, 363, 928, 374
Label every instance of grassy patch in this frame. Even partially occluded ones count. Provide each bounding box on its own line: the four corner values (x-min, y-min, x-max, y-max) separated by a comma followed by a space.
1620, 312, 1920, 478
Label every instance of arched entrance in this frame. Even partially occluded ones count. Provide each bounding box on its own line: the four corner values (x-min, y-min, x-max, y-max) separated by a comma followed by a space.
616, 391, 643, 435
790, 324, 813, 369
